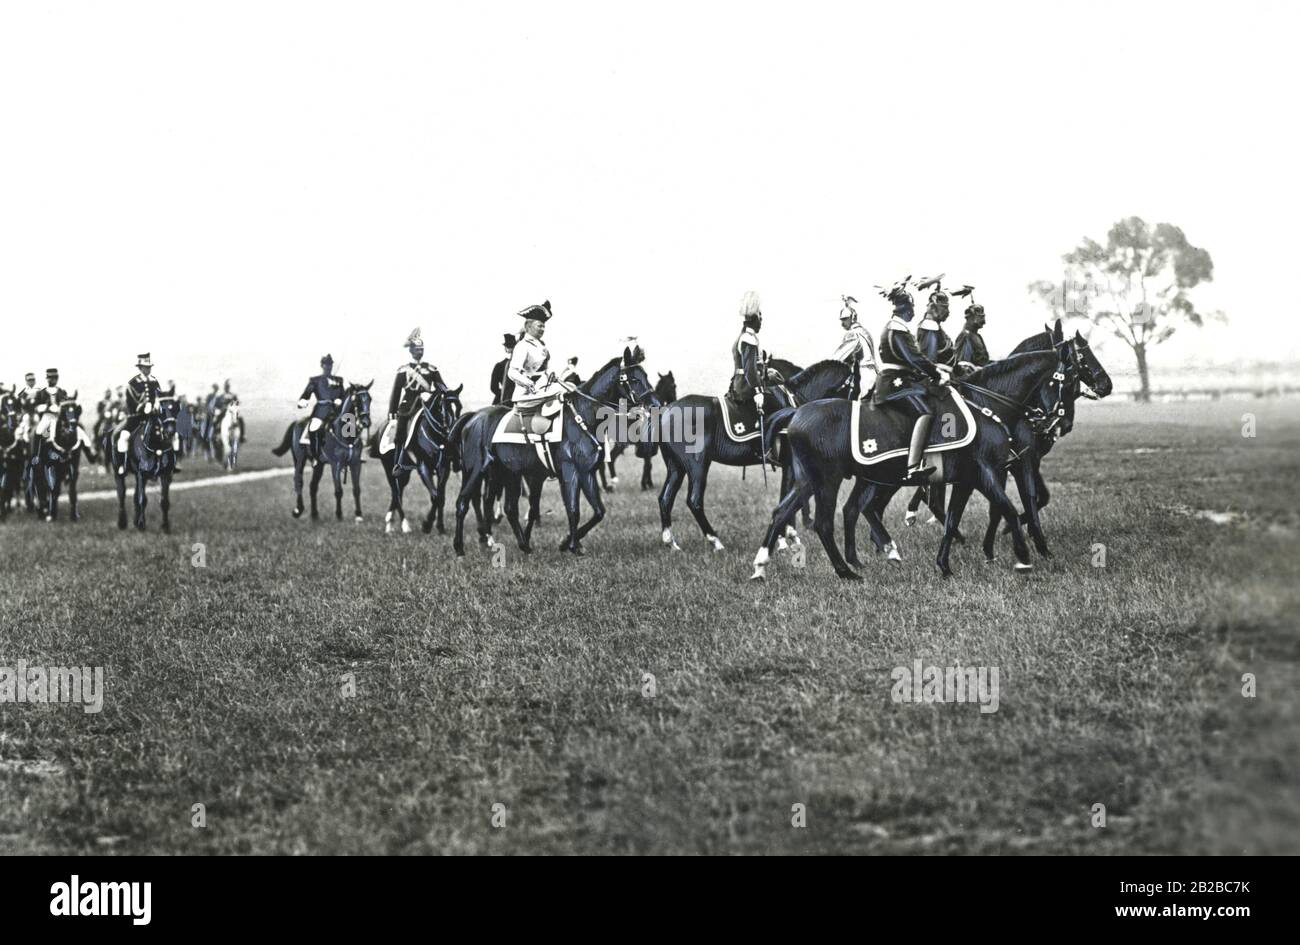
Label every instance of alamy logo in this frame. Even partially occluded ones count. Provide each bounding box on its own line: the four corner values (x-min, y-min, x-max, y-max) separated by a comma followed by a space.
890, 660, 1000, 714
0, 661, 104, 713
50, 876, 151, 925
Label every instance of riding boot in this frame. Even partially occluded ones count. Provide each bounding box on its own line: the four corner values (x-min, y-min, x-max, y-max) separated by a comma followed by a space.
905, 414, 937, 482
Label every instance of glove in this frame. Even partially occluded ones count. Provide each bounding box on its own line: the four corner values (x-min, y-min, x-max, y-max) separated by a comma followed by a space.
297, 399, 308, 409
388, 413, 397, 421
753, 390, 764, 409
143, 401, 153, 414
332, 398, 342, 406
419, 391, 432, 402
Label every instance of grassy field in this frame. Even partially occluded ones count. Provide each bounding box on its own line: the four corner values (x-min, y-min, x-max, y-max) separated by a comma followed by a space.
2, 399, 1298, 855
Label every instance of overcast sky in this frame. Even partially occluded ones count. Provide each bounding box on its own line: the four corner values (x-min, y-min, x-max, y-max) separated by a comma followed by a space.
3, 0, 1297, 407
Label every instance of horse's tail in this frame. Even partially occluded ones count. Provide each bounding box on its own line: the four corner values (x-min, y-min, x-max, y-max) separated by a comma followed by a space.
447, 413, 472, 472
271, 423, 295, 456
764, 406, 798, 465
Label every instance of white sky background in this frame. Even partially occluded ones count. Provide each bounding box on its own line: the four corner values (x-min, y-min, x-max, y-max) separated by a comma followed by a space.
2, 0, 1298, 408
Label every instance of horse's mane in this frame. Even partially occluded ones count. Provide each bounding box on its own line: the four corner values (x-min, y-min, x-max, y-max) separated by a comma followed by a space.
1009, 330, 1053, 355
787, 359, 848, 388
963, 349, 1056, 387
581, 356, 635, 392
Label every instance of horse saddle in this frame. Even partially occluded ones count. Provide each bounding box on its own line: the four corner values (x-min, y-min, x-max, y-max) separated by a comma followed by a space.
491, 398, 565, 445
718, 388, 792, 443
851, 387, 977, 466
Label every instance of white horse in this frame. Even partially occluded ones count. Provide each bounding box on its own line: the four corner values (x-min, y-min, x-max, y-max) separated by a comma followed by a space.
220, 401, 241, 471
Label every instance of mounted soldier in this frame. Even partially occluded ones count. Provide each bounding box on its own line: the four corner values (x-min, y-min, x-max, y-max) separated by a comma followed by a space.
830, 294, 876, 399
951, 286, 990, 373
507, 301, 559, 411
221, 378, 247, 442
914, 274, 955, 367
297, 354, 346, 462
382, 328, 447, 473
729, 291, 765, 407
872, 279, 948, 483
490, 333, 517, 406
31, 368, 70, 463
15, 372, 38, 451
113, 353, 179, 474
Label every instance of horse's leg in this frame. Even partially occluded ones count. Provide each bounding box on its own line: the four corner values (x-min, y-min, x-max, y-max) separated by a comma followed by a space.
937, 480, 975, 577
115, 470, 128, 529
657, 446, 686, 550
522, 471, 545, 548
776, 463, 802, 550
453, 462, 487, 557
332, 460, 344, 520
501, 470, 528, 552
434, 459, 449, 534
864, 484, 903, 562
842, 477, 871, 568
750, 471, 815, 581
641, 454, 653, 491
905, 485, 926, 525
415, 463, 438, 534
292, 448, 306, 518
160, 472, 171, 533
69, 462, 79, 521
135, 469, 148, 530
557, 464, 583, 554
574, 468, 607, 543
978, 465, 1031, 571
309, 463, 325, 520
684, 460, 722, 551
351, 456, 364, 523
1012, 455, 1050, 558
810, 477, 858, 579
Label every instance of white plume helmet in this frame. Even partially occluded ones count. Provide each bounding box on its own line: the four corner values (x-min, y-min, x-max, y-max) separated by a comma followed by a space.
739, 291, 762, 318
405, 327, 423, 349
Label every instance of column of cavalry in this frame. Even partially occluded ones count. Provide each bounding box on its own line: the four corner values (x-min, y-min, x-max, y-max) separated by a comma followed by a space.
2, 283, 1113, 580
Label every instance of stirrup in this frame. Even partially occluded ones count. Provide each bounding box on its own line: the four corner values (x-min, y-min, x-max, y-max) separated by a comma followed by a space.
905, 463, 936, 482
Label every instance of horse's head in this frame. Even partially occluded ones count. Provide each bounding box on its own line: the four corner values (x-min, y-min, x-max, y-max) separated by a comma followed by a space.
437, 383, 464, 426
1070, 330, 1112, 399
54, 398, 82, 450
655, 371, 677, 403
343, 381, 374, 434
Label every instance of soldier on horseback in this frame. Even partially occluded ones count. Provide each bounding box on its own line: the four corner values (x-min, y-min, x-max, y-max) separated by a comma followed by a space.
113, 353, 178, 475
914, 275, 955, 366
221, 378, 247, 442
490, 333, 517, 406
729, 291, 765, 407
872, 280, 948, 483
507, 301, 559, 409
382, 328, 447, 473
298, 354, 345, 462
830, 294, 876, 399
31, 368, 70, 464
951, 286, 990, 373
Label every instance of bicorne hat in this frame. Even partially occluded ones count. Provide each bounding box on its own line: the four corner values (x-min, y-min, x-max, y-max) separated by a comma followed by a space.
516, 300, 552, 322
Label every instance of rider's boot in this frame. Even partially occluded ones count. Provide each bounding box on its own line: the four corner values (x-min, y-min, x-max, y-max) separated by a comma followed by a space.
905, 413, 937, 483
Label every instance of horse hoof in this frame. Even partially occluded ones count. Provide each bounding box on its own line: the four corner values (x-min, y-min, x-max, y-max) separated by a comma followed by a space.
749, 568, 766, 581
118, 519, 127, 530
572, 544, 585, 556
162, 523, 170, 534
384, 522, 393, 534
707, 535, 725, 552
845, 557, 862, 570
292, 508, 303, 519
1014, 562, 1034, 572
355, 516, 364, 524
886, 543, 903, 564
421, 520, 433, 534
400, 519, 412, 534
837, 569, 863, 581
776, 537, 789, 552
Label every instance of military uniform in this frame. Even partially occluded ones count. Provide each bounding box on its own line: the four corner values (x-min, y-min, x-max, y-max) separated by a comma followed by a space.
831, 300, 877, 399
298, 357, 346, 459
389, 357, 446, 459
31, 371, 69, 460
953, 324, 990, 371
507, 333, 552, 401
873, 281, 945, 480
916, 317, 955, 366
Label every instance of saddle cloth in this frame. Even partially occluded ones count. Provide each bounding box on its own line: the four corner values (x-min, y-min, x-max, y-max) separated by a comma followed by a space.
717, 387, 793, 443
491, 398, 565, 446
851, 387, 976, 466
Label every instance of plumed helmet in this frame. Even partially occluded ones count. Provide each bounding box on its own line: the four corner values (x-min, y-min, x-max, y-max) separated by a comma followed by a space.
739, 291, 762, 318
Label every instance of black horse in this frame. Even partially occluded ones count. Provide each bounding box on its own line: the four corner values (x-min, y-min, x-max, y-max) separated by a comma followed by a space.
449, 349, 658, 557
0, 393, 24, 518
112, 395, 178, 531
369, 384, 463, 535
656, 359, 851, 552
36, 398, 95, 523
602, 371, 677, 492
752, 338, 1089, 581
272, 382, 373, 522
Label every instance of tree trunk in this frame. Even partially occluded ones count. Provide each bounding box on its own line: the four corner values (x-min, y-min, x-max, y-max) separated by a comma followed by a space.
1134, 341, 1151, 402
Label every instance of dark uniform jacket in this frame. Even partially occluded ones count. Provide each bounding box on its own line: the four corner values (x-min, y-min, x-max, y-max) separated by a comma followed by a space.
33, 386, 69, 415
301, 374, 346, 420
952, 328, 990, 369
872, 318, 943, 408
490, 358, 512, 406
916, 319, 955, 366
728, 327, 762, 399
125, 374, 162, 419
389, 362, 445, 418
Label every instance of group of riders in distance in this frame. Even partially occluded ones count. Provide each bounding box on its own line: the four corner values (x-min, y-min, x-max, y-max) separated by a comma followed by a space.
0, 360, 244, 528
2, 274, 1114, 580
